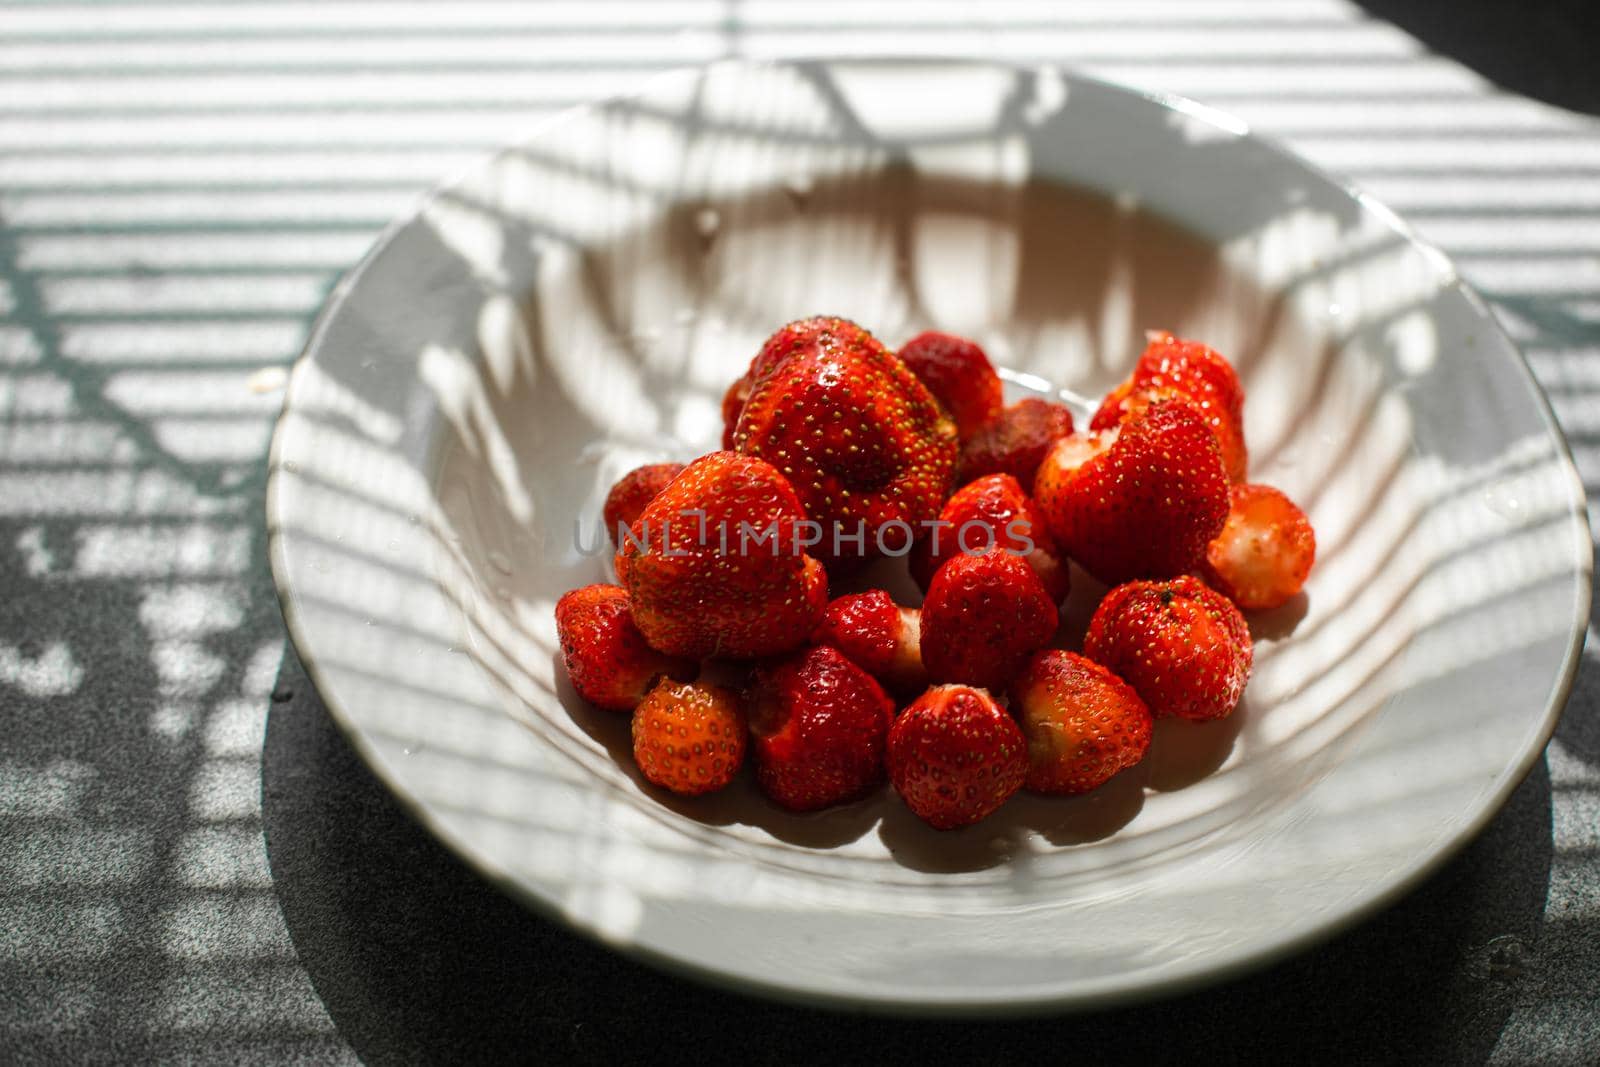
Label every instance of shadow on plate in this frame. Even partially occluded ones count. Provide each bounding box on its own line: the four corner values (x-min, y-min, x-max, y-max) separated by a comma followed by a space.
553, 637, 1253, 874
262, 648, 1559, 1065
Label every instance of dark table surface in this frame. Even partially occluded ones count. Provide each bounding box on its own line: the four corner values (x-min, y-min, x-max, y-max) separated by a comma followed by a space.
3, 1, 1598, 1063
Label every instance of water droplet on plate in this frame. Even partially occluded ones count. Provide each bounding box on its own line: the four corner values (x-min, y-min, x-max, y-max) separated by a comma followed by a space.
1327, 302, 1344, 318
1482, 486, 1523, 519
282, 460, 299, 474
487, 549, 512, 575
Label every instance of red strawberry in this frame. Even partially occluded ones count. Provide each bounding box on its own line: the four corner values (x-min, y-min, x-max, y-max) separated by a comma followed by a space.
812, 590, 925, 693
720, 318, 833, 449
896, 331, 1004, 440
887, 685, 1027, 829
908, 473, 1070, 602
1092, 331, 1247, 481
746, 645, 895, 812
919, 551, 1058, 691
720, 376, 752, 451
1033, 399, 1229, 586
631, 678, 746, 796
1084, 575, 1252, 721
614, 451, 828, 659
957, 397, 1075, 488
554, 584, 696, 711
1010, 650, 1152, 795
603, 462, 685, 547
733, 317, 958, 563
1201, 483, 1316, 611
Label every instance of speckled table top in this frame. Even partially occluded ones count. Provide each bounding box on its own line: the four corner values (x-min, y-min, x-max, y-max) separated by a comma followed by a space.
2, 1, 1598, 1063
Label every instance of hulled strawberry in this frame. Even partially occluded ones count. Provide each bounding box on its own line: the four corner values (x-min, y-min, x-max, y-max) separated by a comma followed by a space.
811, 590, 925, 694
956, 397, 1075, 490
908, 473, 1070, 602
614, 451, 827, 659
732, 317, 958, 563
603, 462, 686, 547
1092, 331, 1247, 481
896, 331, 1004, 440
919, 551, 1058, 691
1084, 575, 1252, 721
1010, 650, 1152, 794
554, 584, 696, 711
1201, 482, 1316, 611
631, 678, 746, 796
1033, 399, 1229, 586
746, 645, 895, 812
887, 685, 1027, 829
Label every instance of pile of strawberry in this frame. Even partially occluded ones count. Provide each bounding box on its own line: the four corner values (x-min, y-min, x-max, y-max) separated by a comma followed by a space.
555, 317, 1314, 830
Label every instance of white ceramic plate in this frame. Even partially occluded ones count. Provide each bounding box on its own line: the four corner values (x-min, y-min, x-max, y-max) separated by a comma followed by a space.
266, 59, 1591, 1013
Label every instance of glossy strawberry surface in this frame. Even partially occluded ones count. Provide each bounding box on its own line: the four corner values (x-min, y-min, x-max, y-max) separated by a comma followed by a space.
1202, 482, 1317, 611
811, 590, 925, 694
896, 330, 1004, 440
908, 473, 1070, 602
1034, 399, 1229, 586
602, 462, 686, 548
733, 317, 958, 563
1084, 575, 1252, 721
631, 678, 746, 796
919, 551, 1058, 692
746, 645, 895, 812
614, 451, 827, 659
1010, 650, 1152, 794
1092, 331, 1248, 481
957, 397, 1075, 488
887, 685, 1027, 829
555, 584, 696, 711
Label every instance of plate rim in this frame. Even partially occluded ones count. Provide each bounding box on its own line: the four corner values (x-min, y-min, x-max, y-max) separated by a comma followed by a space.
265, 56, 1595, 1016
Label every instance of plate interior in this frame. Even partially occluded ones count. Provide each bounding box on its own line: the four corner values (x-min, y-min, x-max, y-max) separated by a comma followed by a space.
268, 60, 1590, 1010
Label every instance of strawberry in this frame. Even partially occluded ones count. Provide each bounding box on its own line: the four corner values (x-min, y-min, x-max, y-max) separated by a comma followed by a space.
1092, 331, 1247, 481
554, 584, 696, 711
896, 331, 1004, 440
1033, 399, 1229, 586
1201, 482, 1316, 611
1084, 575, 1252, 721
811, 590, 925, 694
957, 397, 1075, 488
614, 451, 828, 659
746, 645, 895, 812
732, 317, 958, 563
919, 551, 1058, 691
631, 678, 746, 796
908, 473, 1070, 602
1009, 650, 1152, 795
887, 685, 1027, 829
720, 319, 831, 450
603, 462, 686, 547
719, 375, 751, 451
